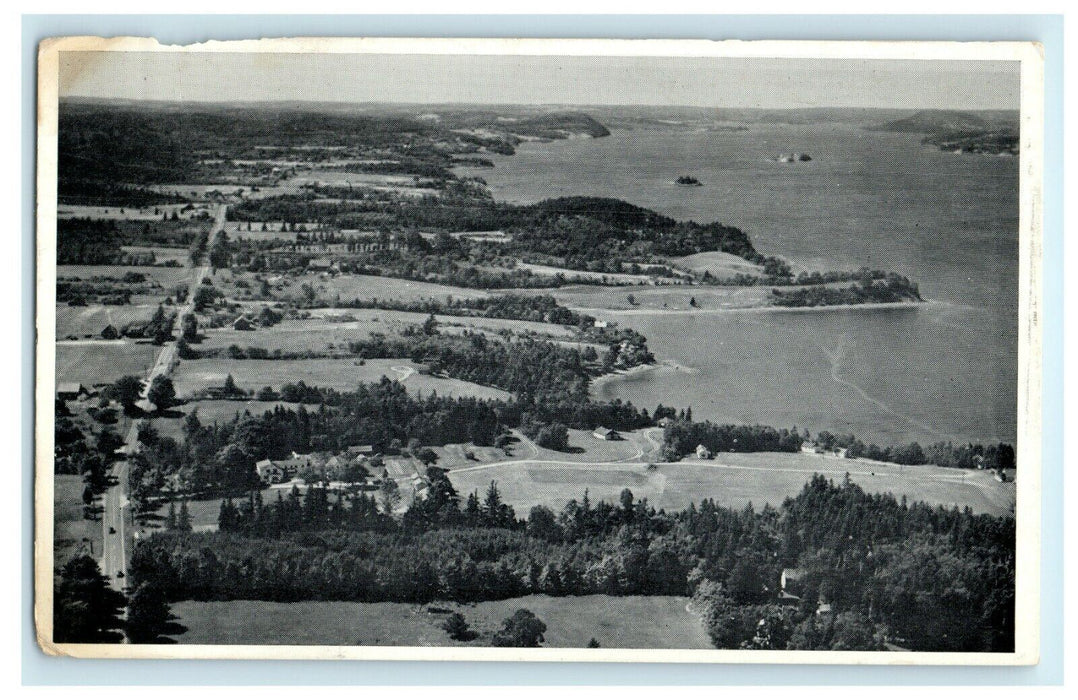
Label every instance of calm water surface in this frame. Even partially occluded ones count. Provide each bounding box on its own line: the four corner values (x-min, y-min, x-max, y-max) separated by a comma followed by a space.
464, 123, 1018, 446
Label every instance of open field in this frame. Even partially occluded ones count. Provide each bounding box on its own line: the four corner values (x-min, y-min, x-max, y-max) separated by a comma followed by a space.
170, 357, 511, 401
428, 442, 511, 470
286, 170, 436, 196
58, 265, 195, 287
198, 310, 577, 355
517, 262, 654, 285
54, 475, 103, 567
527, 428, 653, 463
672, 251, 764, 278
448, 450, 1016, 517
512, 283, 771, 312
142, 183, 248, 199
171, 595, 710, 648
198, 317, 388, 353
147, 488, 280, 533
150, 399, 322, 441
56, 304, 161, 339
120, 246, 189, 266
56, 341, 159, 387
297, 274, 489, 305
213, 271, 489, 306
57, 204, 210, 220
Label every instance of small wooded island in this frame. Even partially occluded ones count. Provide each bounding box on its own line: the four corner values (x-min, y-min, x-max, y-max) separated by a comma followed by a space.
675, 175, 703, 186
776, 153, 813, 163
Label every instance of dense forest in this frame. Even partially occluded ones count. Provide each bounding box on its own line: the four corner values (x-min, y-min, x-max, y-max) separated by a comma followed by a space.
127, 473, 1015, 652
229, 193, 764, 273
58, 217, 207, 267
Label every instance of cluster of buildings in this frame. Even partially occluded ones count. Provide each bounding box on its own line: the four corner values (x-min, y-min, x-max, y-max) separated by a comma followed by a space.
800, 442, 849, 459
255, 444, 377, 485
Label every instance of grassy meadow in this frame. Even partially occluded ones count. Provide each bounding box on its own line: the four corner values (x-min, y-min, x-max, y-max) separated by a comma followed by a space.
171, 594, 710, 648
170, 357, 511, 401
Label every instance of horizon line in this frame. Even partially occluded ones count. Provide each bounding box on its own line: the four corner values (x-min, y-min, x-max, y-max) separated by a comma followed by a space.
58, 97, 1020, 112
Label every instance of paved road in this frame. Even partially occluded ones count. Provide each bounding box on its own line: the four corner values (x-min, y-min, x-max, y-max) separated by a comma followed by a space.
99, 205, 224, 594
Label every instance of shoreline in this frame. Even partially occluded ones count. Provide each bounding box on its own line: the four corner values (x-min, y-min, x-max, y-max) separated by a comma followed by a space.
591, 359, 695, 392
571, 299, 927, 317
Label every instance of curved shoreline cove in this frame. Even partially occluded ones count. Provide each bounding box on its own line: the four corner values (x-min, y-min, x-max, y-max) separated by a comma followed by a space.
589, 303, 1014, 447
469, 122, 1017, 447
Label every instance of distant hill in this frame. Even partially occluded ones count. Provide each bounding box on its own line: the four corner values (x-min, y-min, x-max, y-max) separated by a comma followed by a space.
871, 109, 1020, 156
507, 111, 611, 139
872, 109, 993, 134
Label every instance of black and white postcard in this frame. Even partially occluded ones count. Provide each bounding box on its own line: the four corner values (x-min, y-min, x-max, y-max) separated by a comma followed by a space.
35, 37, 1044, 663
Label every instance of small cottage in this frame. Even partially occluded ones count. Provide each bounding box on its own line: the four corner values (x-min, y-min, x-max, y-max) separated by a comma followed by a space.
695, 444, 712, 459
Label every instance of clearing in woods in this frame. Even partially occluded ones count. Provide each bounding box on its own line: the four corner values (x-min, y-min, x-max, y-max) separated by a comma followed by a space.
448, 449, 1016, 517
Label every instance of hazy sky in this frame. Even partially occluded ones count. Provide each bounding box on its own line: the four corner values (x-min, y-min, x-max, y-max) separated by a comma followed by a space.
59, 51, 1020, 110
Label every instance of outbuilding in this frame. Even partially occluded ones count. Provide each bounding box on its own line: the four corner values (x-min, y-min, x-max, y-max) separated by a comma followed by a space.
56, 382, 89, 401
592, 427, 621, 441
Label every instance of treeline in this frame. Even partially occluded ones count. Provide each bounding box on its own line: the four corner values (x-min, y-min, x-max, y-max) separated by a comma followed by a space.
711, 268, 889, 288
661, 418, 1016, 472
339, 330, 647, 402
771, 275, 922, 307
130, 474, 1014, 652
813, 430, 1016, 470
660, 419, 804, 459
58, 217, 206, 267
327, 293, 591, 327
57, 218, 124, 265
58, 181, 188, 207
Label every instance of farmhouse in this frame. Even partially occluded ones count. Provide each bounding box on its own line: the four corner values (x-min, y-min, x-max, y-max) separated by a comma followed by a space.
347, 444, 377, 458
255, 454, 314, 484
101, 324, 119, 340
695, 444, 712, 459
307, 258, 334, 273
800, 442, 823, 455
232, 315, 255, 331
56, 382, 90, 401
592, 427, 621, 441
